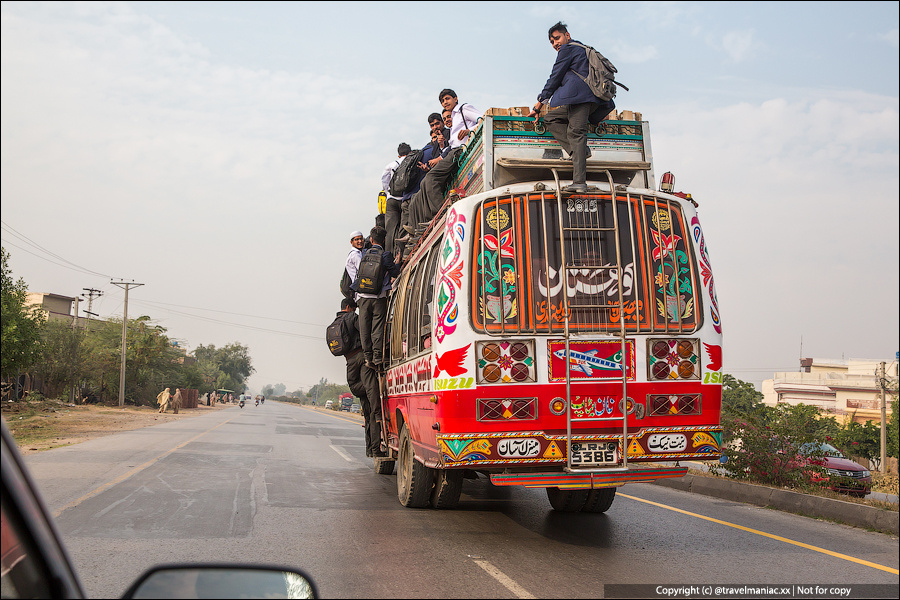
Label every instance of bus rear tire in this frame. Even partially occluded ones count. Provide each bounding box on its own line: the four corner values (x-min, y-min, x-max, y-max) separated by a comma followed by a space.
374, 457, 395, 475
582, 487, 616, 513
397, 424, 433, 508
431, 469, 463, 509
546, 487, 589, 512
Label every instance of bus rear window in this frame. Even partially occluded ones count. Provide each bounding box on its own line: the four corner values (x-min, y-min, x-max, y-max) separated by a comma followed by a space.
470, 193, 700, 334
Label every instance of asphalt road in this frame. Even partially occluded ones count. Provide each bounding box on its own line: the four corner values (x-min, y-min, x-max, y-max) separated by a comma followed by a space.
23, 402, 900, 598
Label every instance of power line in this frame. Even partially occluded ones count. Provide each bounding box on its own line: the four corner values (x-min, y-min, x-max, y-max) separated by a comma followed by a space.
87, 290, 324, 340
134, 298, 322, 327
0, 238, 110, 279
128, 299, 324, 340
1, 221, 111, 278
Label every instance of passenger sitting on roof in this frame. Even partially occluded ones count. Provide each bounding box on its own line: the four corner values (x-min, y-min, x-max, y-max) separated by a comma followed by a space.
395, 114, 445, 246
403, 89, 483, 238
423, 112, 451, 170
441, 88, 483, 148
442, 107, 452, 131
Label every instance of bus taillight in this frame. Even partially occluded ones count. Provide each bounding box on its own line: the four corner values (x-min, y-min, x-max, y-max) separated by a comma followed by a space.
477, 398, 538, 421
648, 339, 700, 381
476, 340, 536, 384
660, 171, 675, 192
649, 394, 702, 416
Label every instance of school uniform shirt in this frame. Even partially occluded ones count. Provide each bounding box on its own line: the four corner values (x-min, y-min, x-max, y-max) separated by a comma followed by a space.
345, 248, 363, 301
381, 156, 404, 200
449, 103, 483, 148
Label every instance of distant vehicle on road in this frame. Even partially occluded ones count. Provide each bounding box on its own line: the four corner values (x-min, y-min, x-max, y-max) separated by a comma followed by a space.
339, 393, 353, 412
801, 442, 872, 497
324, 400, 333, 409
350, 404, 361, 414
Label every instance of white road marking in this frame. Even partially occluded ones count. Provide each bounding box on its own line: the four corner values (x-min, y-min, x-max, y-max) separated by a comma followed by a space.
329, 444, 355, 463
469, 556, 536, 599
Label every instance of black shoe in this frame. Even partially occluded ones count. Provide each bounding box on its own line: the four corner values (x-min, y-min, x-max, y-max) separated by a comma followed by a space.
542, 148, 563, 160
401, 224, 415, 234
372, 449, 388, 458
366, 449, 373, 457
563, 183, 588, 193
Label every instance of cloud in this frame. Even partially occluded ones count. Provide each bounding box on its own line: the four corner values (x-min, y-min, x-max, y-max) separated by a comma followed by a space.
878, 27, 899, 49
649, 92, 898, 382
608, 41, 658, 64
719, 29, 760, 63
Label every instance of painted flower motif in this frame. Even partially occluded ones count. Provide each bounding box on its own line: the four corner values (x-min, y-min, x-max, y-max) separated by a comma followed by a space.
497, 355, 514, 370
654, 271, 669, 287
503, 270, 516, 285
484, 229, 514, 258
651, 229, 682, 261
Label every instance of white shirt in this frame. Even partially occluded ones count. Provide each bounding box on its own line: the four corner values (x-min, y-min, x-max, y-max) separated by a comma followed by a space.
381, 156, 403, 199
346, 248, 362, 300
449, 102, 483, 148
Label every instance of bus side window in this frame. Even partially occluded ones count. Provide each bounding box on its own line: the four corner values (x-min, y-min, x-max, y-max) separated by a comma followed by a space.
419, 247, 441, 350
405, 255, 428, 357
390, 268, 413, 362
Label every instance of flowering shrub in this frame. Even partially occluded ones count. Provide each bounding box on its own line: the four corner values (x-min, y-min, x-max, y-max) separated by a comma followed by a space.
712, 403, 827, 489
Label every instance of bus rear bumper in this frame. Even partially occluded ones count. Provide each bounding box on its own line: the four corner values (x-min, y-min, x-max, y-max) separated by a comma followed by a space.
489, 465, 688, 489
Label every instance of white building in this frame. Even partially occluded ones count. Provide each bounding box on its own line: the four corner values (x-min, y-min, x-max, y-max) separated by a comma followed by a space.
762, 358, 897, 424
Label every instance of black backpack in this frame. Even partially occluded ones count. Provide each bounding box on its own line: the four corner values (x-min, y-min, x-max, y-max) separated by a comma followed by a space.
339, 268, 354, 302
326, 313, 352, 356
353, 248, 385, 295
388, 149, 424, 197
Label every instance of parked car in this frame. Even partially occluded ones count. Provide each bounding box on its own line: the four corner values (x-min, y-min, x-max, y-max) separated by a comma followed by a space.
323, 400, 333, 409
0, 419, 317, 598
800, 442, 872, 497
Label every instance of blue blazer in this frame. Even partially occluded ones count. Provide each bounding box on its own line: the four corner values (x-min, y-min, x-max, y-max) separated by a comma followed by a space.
538, 40, 600, 107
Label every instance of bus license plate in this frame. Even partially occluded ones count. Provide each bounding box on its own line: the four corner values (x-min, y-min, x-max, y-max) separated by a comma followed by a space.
570, 442, 618, 466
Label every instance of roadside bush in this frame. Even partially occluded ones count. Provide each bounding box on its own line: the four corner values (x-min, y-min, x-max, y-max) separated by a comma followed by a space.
713, 403, 827, 489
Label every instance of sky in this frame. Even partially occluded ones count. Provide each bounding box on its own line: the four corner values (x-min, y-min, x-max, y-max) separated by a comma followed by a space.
1, 1, 898, 394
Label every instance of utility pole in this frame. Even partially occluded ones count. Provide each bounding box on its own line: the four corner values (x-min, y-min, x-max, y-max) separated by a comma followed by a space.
879, 361, 887, 474
72, 296, 80, 330
81, 288, 103, 320
111, 280, 144, 407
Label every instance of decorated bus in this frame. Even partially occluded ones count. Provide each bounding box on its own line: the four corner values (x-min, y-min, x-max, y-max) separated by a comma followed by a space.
375, 109, 723, 512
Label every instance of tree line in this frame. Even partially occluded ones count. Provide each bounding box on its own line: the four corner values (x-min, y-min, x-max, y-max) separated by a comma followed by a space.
718, 373, 898, 487
260, 378, 351, 407
1, 248, 254, 406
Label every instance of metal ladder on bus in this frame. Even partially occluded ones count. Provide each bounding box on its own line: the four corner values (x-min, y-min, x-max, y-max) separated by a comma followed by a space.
551, 168, 629, 476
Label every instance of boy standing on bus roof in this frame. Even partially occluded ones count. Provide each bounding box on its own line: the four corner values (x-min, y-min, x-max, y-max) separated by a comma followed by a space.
528, 21, 616, 193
